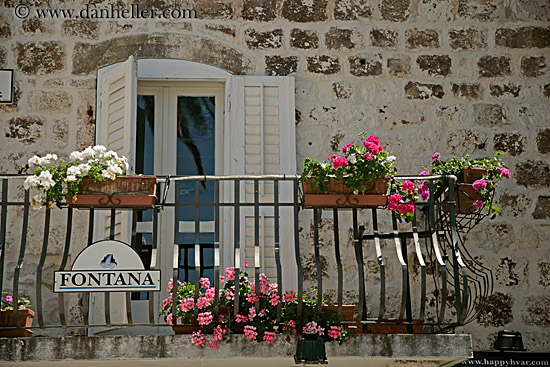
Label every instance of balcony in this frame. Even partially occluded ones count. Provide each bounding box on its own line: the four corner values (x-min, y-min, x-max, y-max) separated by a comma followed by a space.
0, 174, 478, 366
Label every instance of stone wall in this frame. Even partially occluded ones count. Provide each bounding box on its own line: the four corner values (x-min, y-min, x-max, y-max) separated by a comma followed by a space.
0, 0, 549, 352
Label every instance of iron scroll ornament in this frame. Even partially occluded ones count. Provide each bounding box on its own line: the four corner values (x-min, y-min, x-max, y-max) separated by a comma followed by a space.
77, 177, 157, 206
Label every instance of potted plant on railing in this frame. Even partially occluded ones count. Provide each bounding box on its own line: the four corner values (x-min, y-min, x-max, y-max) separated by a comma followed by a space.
21, 146, 157, 209
427, 152, 511, 215
160, 265, 349, 349
0, 292, 34, 337
301, 135, 396, 208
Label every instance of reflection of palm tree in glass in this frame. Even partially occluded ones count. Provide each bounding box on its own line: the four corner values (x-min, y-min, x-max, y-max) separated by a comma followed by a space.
142, 96, 214, 187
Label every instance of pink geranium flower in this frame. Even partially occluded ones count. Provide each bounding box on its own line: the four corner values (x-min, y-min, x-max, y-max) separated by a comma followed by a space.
432, 152, 440, 160
225, 267, 235, 281
472, 179, 487, 191
498, 168, 511, 179
473, 200, 484, 209
342, 143, 354, 153
332, 156, 348, 169
420, 171, 430, 176
402, 180, 414, 192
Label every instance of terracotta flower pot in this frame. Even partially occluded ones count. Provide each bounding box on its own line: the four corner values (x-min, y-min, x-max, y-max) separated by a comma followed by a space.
0, 309, 35, 337
67, 176, 157, 209
302, 179, 388, 208
321, 305, 356, 322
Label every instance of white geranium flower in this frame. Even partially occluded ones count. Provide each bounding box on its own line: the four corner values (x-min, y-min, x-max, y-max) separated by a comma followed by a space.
23, 175, 40, 190
28, 156, 42, 168
69, 151, 83, 161
387, 155, 396, 162
78, 163, 91, 175
82, 146, 95, 159
66, 175, 77, 182
38, 171, 55, 189
31, 193, 46, 210
66, 166, 82, 177
349, 154, 357, 164
93, 145, 107, 154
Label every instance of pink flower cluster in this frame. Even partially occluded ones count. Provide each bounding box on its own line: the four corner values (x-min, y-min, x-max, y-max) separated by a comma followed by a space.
197, 312, 213, 325
162, 296, 172, 308
244, 325, 258, 339
417, 183, 430, 201
363, 136, 383, 155
388, 193, 415, 214
432, 152, 440, 160
328, 326, 342, 339
191, 330, 205, 347
236, 314, 248, 323
282, 320, 297, 334
200, 277, 210, 289
180, 297, 194, 312
283, 290, 297, 302
263, 331, 277, 344
213, 325, 227, 341
270, 293, 280, 306
247, 293, 259, 303
342, 143, 354, 153
499, 168, 511, 179
332, 156, 348, 169
472, 179, 487, 191
225, 267, 235, 281
303, 321, 325, 336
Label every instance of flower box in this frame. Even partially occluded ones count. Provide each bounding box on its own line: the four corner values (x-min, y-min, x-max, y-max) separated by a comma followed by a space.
455, 168, 487, 214
365, 318, 423, 334
0, 309, 35, 337
302, 179, 388, 208
67, 176, 157, 209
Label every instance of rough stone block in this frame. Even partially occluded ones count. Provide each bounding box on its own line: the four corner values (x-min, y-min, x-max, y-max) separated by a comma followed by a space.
474, 103, 508, 125
326, 27, 359, 50
371, 29, 398, 48
539, 262, 550, 287
449, 28, 487, 50
544, 84, 550, 98
5, 117, 43, 144
536, 129, 550, 154
62, 20, 99, 39
15, 42, 66, 75
387, 56, 410, 77
29, 91, 71, 114
496, 257, 528, 287
477, 292, 513, 327
515, 160, 550, 187
349, 55, 382, 76
497, 193, 530, 217
523, 296, 550, 327
478, 55, 511, 77
490, 84, 521, 98
334, 0, 371, 20
204, 24, 236, 37
452, 83, 482, 99
332, 81, 353, 99
406, 29, 439, 49
532, 196, 550, 219
447, 129, 488, 155
514, 0, 550, 22
290, 29, 319, 49
458, 0, 505, 21
416, 55, 451, 76
520, 56, 547, 77
417, 0, 454, 22
242, 0, 276, 21
194, 0, 233, 19
51, 119, 69, 149
493, 133, 525, 157
496, 27, 550, 48
282, 0, 327, 22
405, 81, 443, 99
0, 14, 11, 39
0, 47, 6, 68
306, 55, 340, 74
21, 18, 53, 34
380, 0, 410, 22
245, 29, 283, 49
265, 56, 298, 76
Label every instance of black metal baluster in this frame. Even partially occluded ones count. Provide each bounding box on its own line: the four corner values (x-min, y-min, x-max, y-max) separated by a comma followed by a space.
333, 209, 343, 320
254, 180, 260, 312
171, 181, 180, 326
58, 207, 73, 328
313, 209, 323, 314
372, 208, 385, 321
149, 207, 158, 325
293, 180, 303, 323
214, 180, 220, 317
274, 180, 282, 323
13, 190, 30, 330
233, 179, 240, 319
0, 179, 9, 300
193, 180, 201, 321
36, 208, 51, 329
353, 209, 366, 322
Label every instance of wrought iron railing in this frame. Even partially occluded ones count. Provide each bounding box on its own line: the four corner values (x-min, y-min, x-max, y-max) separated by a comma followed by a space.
0, 174, 492, 334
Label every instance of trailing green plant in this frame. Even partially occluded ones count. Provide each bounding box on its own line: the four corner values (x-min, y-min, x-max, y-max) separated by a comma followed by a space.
301, 134, 396, 192
21, 146, 129, 209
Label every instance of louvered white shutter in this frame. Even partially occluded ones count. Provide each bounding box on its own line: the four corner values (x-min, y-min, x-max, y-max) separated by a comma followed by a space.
94, 56, 137, 243
225, 76, 297, 291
